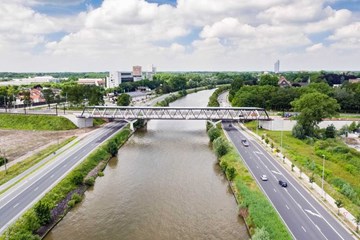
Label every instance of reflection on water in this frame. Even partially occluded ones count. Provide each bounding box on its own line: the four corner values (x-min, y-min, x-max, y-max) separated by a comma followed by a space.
45, 90, 249, 240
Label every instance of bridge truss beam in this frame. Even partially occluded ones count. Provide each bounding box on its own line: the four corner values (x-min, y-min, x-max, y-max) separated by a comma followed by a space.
79, 106, 270, 121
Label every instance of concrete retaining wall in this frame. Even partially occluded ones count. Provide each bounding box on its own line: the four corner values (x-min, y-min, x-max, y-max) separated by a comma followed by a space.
260, 119, 359, 131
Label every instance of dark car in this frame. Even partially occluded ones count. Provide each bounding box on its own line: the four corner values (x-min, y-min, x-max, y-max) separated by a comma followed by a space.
279, 180, 288, 187
241, 139, 249, 147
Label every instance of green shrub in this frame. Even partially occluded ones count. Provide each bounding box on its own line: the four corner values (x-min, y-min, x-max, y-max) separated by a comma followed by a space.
71, 193, 82, 203
34, 201, 51, 225
265, 138, 269, 144
226, 167, 236, 181
98, 171, 104, 177
106, 140, 118, 157
67, 200, 76, 209
84, 177, 95, 186
220, 160, 228, 172
292, 123, 306, 139
207, 126, 221, 142
71, 172, 84, 185
213, 137, 229, 157
252, 227, 271, 240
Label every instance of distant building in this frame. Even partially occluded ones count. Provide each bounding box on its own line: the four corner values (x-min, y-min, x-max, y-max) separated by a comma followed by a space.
106, 71, 134, 88
133, 66, 142, 77
78, 78, 105, 87
274, 60, 280, 73
278, 76, 291, 88
349, 78, 360, 84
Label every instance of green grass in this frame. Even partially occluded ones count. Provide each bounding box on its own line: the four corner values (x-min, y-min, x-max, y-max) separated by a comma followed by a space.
93, 118, 106, 126
0, 114, 77, 130
1, 127, 131, 240
245, 121, 360, 216
0, 137, 76, 189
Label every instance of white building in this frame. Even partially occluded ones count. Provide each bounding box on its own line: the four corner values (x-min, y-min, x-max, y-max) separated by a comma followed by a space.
106, 71, 134, 88
274, 60, 280, 73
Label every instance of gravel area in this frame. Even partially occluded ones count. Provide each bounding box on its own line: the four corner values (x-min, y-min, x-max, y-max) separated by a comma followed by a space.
0, 128, 94, 162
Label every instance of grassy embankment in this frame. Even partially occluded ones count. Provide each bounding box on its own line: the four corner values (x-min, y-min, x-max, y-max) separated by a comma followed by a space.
207, 89, 292, 239
1, 126, 132, 240
245, 121, 360, 218
155, 86, 213, 106
0, 114, 77, 130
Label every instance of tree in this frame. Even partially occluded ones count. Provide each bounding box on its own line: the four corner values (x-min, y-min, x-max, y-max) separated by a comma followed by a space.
42, 88, 55, 107
207, 126, 221, 142
291, 92, 340, 138
34, 201, 51, 225
324, 124, 336, 138
259, 74, 279, 86
117, 93, 131, 106
334, 199, 343, 215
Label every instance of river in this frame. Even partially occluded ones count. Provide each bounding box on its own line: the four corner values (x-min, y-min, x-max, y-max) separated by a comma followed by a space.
45, 90, 249, 240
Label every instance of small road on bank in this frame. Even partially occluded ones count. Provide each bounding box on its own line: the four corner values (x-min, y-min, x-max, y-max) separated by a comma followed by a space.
218, 91, 354, 239
0, 121, 126, 234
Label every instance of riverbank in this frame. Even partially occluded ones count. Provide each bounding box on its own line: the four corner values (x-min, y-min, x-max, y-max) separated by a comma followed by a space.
1, 126, 133, 240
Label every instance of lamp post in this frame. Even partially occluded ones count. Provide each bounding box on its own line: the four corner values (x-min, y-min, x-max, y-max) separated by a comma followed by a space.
280, 119, 284, 153
322, 154, 325, 198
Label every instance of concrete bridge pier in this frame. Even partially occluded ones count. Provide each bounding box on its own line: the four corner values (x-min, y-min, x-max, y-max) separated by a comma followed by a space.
63, 115, 94, 128
123, 119, 138, 131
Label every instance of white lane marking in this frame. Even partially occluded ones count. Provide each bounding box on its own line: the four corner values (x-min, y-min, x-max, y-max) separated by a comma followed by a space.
63, 164, 67, 168
34, 187, 39, 192
286, 205, 289, 210
50, 174, 54, 178
302, 226, 307, 232
254, 151, 263, 155
13, 203, 19, 208
274, 189, 277, 193
256, 165, 259, 169
271, 170, 282, 175
305, 209, 323, 218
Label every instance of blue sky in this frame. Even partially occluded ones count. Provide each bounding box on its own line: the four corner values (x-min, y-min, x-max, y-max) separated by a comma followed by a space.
0, 0, 359, 71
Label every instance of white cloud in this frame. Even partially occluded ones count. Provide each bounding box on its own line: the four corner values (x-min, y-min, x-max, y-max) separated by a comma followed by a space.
0, 0, 359, 71
306, 43, 324, 52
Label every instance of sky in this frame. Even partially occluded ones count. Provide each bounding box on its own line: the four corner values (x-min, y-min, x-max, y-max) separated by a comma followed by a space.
0, 0, 359, 72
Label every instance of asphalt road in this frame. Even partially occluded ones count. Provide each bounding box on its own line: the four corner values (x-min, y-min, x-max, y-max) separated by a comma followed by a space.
224, 124, 354, 240
0, 121, 126, 234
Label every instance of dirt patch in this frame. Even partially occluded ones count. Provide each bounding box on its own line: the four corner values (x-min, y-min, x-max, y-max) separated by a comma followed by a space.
0, 128, 95, 162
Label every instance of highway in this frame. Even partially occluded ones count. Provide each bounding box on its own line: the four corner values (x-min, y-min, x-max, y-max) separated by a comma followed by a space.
219, 91, 354, 239
0, 121, 126, 234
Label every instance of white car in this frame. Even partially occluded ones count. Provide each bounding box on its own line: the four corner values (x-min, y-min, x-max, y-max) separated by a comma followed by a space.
260, 175, 268, 181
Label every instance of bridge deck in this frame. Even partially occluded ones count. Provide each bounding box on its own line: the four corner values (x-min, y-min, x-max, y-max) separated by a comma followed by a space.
79, 106, 271, 121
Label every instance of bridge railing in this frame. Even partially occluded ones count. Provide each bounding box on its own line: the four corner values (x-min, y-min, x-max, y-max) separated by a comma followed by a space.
79, 106, 271, 121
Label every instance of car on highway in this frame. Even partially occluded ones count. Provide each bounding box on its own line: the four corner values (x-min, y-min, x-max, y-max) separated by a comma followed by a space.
260, 175, 268, 181
278, 180, 288, 187
241, 139, 249, 147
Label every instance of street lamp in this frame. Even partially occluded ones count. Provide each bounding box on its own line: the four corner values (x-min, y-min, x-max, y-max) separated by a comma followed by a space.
322, 154, 326, 198
280, 119, 284, 153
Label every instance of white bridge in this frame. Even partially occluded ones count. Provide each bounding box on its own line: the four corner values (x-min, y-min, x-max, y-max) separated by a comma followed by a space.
79, 106, 270, 121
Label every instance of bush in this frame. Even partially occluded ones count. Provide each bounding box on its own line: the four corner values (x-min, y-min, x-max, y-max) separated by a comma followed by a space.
324, 124, 336, 138
226, 167, 236, 181
84, 177, 95, 186
71, 193, 82, 203
34, 201, 51, 225
106, 141, 118, 157
98, 171, 104, 177
292, 123, 306, 139
71, 172, 84, 185
67, 200, 76, 209
253, 227, 271, 240
207, 126, 221, 142
213, 137, 229, 157
219, 160, 228, 172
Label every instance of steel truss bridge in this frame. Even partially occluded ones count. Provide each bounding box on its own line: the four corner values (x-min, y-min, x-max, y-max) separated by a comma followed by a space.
79, 106, 270, 121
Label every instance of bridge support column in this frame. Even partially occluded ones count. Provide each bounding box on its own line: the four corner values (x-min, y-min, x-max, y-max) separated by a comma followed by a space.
207, 120, 222, 128
123, 119, 138, 132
